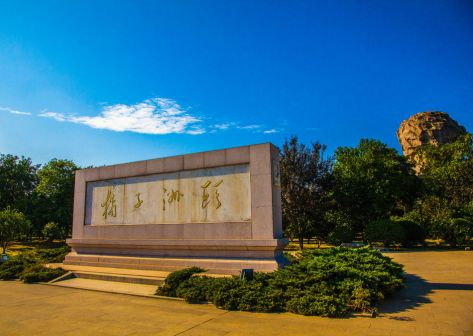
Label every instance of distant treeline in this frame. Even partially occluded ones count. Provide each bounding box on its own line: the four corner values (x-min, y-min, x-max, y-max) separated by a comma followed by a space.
280, 134, 473, 248
0, 156, 77, 243
0, 133, 472, 249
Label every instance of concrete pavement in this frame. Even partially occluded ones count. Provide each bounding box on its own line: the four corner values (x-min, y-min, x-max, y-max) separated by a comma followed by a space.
0, 251, 472, 335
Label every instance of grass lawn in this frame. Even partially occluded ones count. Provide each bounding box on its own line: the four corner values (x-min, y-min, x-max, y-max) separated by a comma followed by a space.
6, 240, 68, 256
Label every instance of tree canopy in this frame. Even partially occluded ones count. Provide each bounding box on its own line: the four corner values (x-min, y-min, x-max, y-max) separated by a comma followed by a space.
280, 136, 333, 249
333, 139, 419, 236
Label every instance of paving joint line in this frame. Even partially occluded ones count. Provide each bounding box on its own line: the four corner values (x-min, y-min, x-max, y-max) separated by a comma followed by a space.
173, 311, 230, 335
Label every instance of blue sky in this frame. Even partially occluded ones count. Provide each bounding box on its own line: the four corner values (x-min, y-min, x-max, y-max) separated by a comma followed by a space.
0, 0, 472, 167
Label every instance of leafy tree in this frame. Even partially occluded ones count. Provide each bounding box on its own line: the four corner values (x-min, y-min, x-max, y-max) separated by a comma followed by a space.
412, 134, 473, 244
35, 159, 78, 237
417, 134, 473, 211
42, 222, 64, 242
280, 136, 333, 249
0, 207, 31, 253
325, 210, 355, 245
333, 139, 419, 238
365, 219, 405, 247
0, 154, 39, 212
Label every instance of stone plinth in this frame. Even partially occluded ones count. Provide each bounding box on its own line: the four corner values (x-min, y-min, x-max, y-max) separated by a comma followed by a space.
65, 143, 288, 274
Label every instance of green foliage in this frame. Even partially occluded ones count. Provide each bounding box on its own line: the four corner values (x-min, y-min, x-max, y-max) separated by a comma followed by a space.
365, 219, 405, 247
19, 264, 66, 283
417, 134, 473, 209
34, 159, 78, 237
440, 218, 473, 246
333, 139, 419, 236
0, 252, 39, 280
0, 246, 70, 280
42, 222, 64, 242
325, 210, 355, 245
157, 267, 205, 297
0, 207, 32, 253
35, 246, 71, 263
396, 219, 426, 246
414, 134, 473, 242
0, 154, 39, 213
280, 136, 333, 249
157, 247, 404, 317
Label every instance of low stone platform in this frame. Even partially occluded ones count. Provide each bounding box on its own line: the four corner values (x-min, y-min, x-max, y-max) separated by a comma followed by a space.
63, 248, 286, 275
48, 263, 231, 297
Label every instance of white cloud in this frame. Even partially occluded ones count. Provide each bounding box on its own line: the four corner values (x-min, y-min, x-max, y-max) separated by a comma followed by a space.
0, 106, 31, 116
213, 123, 231, 130
39, 111, 67, 121
39, 98, 205, 135
237, 124, 261, 130
3, 97, 281, 136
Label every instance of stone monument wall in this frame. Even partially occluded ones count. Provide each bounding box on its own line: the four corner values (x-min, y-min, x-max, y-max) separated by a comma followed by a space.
65, 143, 288, 274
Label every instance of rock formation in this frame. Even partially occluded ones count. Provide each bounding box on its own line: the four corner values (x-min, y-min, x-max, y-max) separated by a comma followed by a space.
397, 111, 467, 172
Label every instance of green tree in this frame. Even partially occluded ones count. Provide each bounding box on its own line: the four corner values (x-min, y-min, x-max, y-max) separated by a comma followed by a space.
42, 222, 64, 242
35, 159, 78, 237
0, 207, 31, 253
280, 136, 333, 249
417, 134, 473, 210
333, 139, 419, 238
0, 154, 39, 212
413, 134, 473, 243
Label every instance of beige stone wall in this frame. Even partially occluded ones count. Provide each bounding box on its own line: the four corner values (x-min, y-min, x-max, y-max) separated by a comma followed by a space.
85, 164, 251, 225
67, 143, 288, 273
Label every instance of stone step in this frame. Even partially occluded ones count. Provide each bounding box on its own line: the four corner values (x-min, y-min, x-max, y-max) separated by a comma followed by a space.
64, 253, 279, 274
72, 271, 165, 285
47, 277, 171, 298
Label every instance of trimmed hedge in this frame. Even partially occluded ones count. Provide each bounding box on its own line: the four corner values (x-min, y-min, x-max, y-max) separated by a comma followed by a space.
0, 246, 69, 282
20, 264, 66, 283
156, 247, 404, 317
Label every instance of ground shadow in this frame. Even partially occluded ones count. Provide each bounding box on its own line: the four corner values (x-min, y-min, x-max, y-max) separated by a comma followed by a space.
378, 273, 433, 314
378, 273, 473, 315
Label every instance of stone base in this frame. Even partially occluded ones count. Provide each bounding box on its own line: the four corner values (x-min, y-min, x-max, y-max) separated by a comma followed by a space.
65, 238, 289, 275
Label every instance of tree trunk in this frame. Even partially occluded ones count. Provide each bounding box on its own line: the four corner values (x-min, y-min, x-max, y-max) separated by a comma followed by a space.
298, 236, 304, 250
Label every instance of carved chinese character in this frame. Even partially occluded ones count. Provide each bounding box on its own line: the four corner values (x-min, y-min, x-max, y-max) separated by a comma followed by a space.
101, 188, 117, 219
201, 179, 223, 209
162, 187, 184, 211
133, 192, 143, 210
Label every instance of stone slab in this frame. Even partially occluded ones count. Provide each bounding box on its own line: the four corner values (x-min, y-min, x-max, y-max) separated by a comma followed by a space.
66, 143, 286, 274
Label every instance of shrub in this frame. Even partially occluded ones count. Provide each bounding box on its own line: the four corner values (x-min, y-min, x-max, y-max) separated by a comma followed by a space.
42, 222, 64, 242
0, 252, 39, 280
35, 246, 71, 263
445, 218, 473, 246
19, 264, 66, 283
0, 246, 70, 281
365, 219, 405, 247
156, 247, 404, 317
327, 226, 355, 245
156, 267, 205, 297
0, 207, 31, 254
396, 220, 426, 247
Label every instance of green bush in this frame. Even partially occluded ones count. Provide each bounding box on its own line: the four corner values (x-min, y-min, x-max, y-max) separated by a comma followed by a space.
0, 246, 70, 281
365, 219, 405, 247
42, 222, 64, 242
0, 252, 39, 280
396, 220, 426, 246
157, 267, 205, 297
445, 218, 473, 246
19, 264, 66, 283
327, 226, 355, 245
35, 246, 71, 263
156, 247, 404, 317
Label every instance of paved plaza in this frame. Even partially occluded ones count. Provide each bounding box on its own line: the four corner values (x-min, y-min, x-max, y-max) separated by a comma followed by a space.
0, 250, 472, 336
